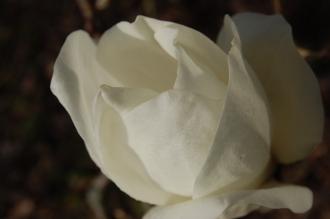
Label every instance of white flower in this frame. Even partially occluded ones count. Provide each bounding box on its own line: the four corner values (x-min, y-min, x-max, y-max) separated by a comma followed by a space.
51, 13, 324, 219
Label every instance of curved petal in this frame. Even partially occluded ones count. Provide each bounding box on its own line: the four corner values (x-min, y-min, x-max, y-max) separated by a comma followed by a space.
143, 185, 313, 219
96, 16, 177, 92
121, 89, 223, 196
159, 20, 228, 83
96, 16, 228, 93
217, 13, 324, 163
51, 31, 178, 205
174, 46, 227, 100
140, 16, 228, 83
50, 31, 121, 167
93, 86, 184, 205
100, 85, 157, 113
194, 45, 271, 198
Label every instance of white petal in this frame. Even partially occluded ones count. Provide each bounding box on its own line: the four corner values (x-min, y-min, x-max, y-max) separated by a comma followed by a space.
218, 13, 324, 163
153, 26, 178, 59
96, 15, 228, 92
194, 45, 271, 198
50, 31, 120, 167
96, 16, 177, 92
217, 15, 236, 53
93, 87, 183, 205
51, 31, 178, 205
121, 90, 223, 196
130, 15, 228, 83
163, 18, 228, 83
174, 46, 227, 100
100, 85, 157, 113
143, 185, 313, 219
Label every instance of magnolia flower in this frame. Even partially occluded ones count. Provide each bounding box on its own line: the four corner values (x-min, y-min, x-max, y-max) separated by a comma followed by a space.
51, 13, 324, 219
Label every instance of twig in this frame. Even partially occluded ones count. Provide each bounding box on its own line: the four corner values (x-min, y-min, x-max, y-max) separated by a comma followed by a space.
87, 174, 109, 219
272, 0, 282, 13
74, 0, 94, 32
96, 0, 111, 10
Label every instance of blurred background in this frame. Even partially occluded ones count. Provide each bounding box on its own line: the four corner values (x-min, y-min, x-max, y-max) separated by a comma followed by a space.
1, 0, 330, 218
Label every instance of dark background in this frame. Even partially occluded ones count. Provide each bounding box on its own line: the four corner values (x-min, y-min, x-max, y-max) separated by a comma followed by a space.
1, 0, 330, 218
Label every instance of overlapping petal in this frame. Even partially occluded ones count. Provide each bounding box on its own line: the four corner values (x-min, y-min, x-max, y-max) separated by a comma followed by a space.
50, 31, 121, 167
194, 45, 271, 198
218, 13, 324, 163
96, 16, 177, 92
97, 34, 227, 197
144, 185, 312, 219
137, 16, 228, 82
96, 16, 228, 92
92, 86, 184, 205
174, 46, 227, 100
51, 31, 180, 205
121, 88, 223, 196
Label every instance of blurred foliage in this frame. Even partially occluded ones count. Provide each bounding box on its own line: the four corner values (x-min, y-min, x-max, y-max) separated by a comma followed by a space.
0, 0, 330, 219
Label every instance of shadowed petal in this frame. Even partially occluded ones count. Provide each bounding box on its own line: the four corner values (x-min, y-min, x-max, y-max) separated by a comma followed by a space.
194, 45, 271, 198
144, 185, 312, 219
218, 13, 324, 163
